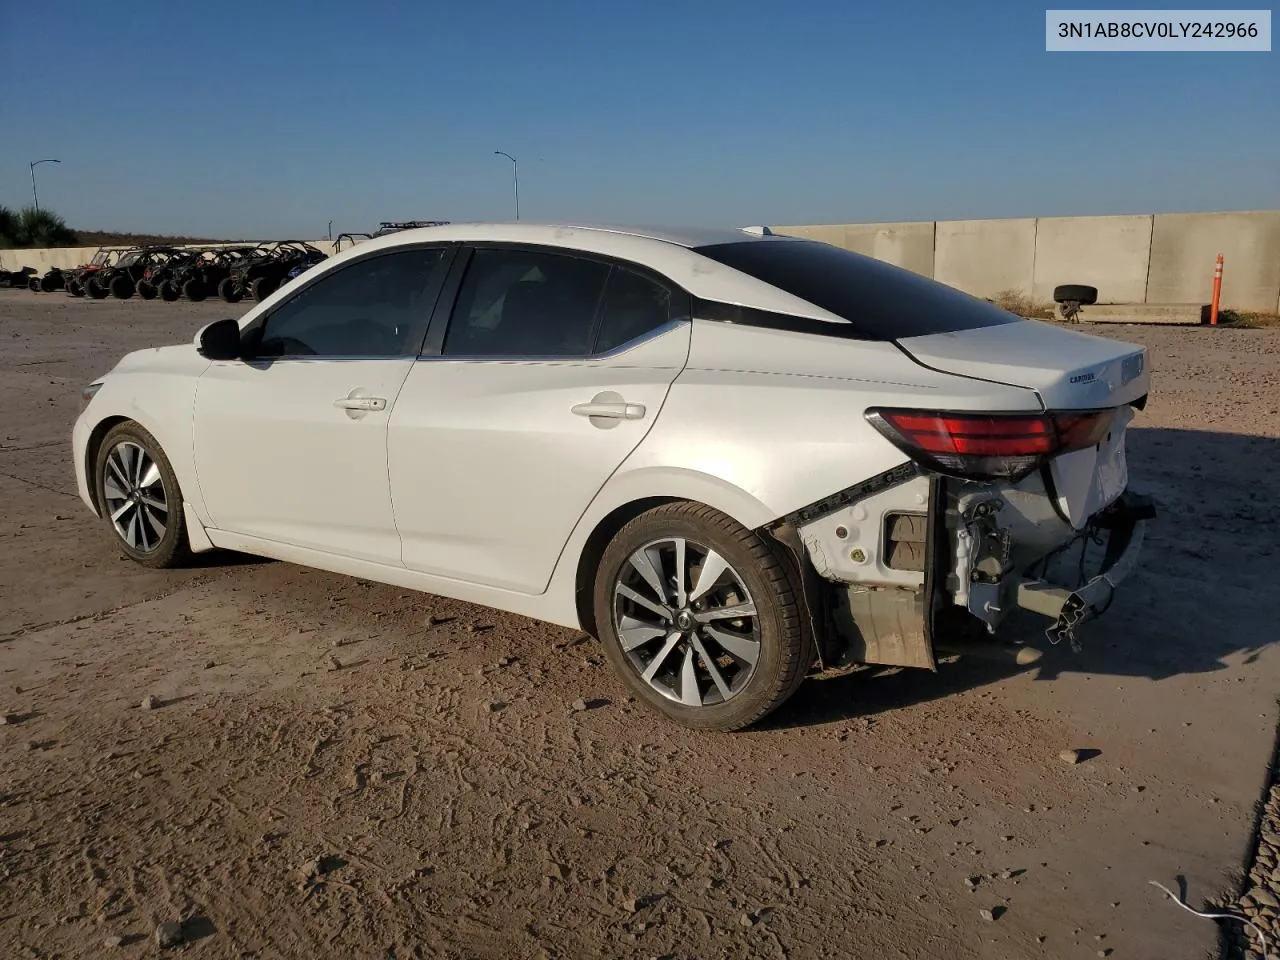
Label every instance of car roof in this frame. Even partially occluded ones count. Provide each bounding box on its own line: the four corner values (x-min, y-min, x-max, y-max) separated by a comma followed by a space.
238, 221, 853, 328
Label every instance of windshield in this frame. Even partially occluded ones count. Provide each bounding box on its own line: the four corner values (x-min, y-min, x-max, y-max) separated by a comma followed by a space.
692, 238, 1018, 341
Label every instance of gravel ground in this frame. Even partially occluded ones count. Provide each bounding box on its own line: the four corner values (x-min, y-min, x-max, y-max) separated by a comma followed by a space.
1, 289, 1279, 959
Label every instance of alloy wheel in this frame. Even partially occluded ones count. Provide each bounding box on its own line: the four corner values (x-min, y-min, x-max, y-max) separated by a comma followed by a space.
102, 441, 168, 552
611, 537, 761, 707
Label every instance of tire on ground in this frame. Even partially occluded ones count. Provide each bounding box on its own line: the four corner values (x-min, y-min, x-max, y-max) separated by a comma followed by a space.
182, 279, 207, 302
93, 420, 191, 569
250, 277, 277, 301
218, 277, 242, 303
67, 279, 84, 297
39, 275, 58, 292
159, 281, 180, 302
137, 281, 157, 300
591, 501, 813, 732
108, 274, 135, 299
1053, 284, 1098, 305
85, 277, 109, 299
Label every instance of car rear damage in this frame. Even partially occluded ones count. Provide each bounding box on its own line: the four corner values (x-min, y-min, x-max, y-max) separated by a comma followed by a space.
767, 363, 1155, 673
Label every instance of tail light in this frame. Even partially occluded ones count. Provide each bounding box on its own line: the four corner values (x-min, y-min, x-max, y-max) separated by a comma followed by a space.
866, 408, 1116, 482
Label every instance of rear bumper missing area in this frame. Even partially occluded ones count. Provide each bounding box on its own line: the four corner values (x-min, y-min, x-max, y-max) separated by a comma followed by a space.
1011, 490, 1155, 649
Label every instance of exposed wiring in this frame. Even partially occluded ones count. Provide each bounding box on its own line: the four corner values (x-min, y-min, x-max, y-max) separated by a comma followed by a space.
1149, 880, 1271, 960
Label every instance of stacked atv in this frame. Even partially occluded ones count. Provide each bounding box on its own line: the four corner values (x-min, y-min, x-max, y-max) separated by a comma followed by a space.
218, 241, 326, 303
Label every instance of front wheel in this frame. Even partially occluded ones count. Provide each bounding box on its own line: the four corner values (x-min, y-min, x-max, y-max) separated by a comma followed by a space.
182, 278, 207, 302
218, 277, 242, 303
137, 280, 157, 300
592, 502, 812, 731
94, 421, 190, 568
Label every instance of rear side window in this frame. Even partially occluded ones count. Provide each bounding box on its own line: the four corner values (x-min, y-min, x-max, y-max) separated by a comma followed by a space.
593, 267, 672, 354
692, 239, 1018, 340
443, 248, 610, 358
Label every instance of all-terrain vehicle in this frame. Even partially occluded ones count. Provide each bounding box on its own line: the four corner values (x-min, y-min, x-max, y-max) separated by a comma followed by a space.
218, 241, 327, 303
64, 247, 134, 298
136, 249, 201, 300
1, 266, 37, 289
29, 267, 67, 292
94, 246, 186, 300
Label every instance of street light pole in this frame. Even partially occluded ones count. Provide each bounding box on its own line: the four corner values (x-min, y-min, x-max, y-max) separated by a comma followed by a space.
29, 159, 61, 214
494, 151, 519, 220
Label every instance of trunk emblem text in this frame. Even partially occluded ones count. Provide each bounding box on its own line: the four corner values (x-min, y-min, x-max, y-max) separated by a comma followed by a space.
1070, 372, 1096, 384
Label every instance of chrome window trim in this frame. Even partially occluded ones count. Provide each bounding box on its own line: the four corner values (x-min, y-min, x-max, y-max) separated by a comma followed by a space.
417, 318, 690, 364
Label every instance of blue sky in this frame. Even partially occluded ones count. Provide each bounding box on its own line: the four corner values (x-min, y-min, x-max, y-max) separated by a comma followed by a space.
1, 0, 1276, 238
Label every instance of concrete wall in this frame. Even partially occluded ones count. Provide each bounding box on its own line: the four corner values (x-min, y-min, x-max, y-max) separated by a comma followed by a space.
774, 221, 935, 276
933, 218, 1037, 299
1031, 215, 1153, 305
774, 209, 1280, 311
1145, 211, 1280, 310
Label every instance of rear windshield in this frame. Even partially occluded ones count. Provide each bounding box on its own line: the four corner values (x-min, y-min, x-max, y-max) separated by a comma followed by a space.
693, 239, 1018, 340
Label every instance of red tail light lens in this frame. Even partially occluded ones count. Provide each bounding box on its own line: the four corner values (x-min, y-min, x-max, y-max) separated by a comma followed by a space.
866, 408, 1116, 481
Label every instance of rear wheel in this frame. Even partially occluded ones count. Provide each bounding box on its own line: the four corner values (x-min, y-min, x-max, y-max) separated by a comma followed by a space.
29, 277, 43, 292
218, 277, 243, 303
85, 277, 108, 299
592, 502, 812, 731
159, 281, 180, 302
182, 278, 207, 302
94, 421, 190, 568
250, 277, 277, 301
137, 281, 157, 300
67, 279, 84, 297
108, 274, 135, 299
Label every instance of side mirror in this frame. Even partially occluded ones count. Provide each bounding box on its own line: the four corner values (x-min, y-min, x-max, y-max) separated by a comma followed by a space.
195, 318, 242, 360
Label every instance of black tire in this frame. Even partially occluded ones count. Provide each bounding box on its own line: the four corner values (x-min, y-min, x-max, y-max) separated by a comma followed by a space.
29, 278, 42, 292
109, 274, 135, 299
159, 281, 180, 302
85, 277, 109, 299
93, 420, 190, 569
40, 275, 58, 292
182, 278, 207, 302
137, 281, 157, 300
250, 277, 276, 301
218, 277, 243, 303
67, 279, 84, 297
592, 502, 812, 732
1053, 284, 1098, 305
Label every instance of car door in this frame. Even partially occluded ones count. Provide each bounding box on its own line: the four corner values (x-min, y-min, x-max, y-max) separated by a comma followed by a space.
192, 244, 454, 565
388, 244, 691, 594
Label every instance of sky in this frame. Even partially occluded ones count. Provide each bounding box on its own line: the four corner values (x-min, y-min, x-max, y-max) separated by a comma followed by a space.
1, 0, 1276, 238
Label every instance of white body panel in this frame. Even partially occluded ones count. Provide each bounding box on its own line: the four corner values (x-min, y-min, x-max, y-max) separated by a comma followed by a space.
897, 319, 1151, 411
192, 358, 414, 565
388, 327, 689, 593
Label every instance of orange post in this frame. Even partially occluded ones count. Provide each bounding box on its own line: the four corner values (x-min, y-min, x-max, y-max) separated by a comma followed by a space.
1209, 253, 1224, 325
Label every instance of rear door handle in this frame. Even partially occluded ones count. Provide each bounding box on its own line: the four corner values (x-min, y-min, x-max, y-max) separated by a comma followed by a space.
571, 401, 646, 420
334, 396, 387, 411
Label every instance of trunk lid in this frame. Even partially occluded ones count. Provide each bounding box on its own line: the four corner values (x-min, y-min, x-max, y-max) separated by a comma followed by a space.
896, 319, 1150, 528
895, 319, 1150, 411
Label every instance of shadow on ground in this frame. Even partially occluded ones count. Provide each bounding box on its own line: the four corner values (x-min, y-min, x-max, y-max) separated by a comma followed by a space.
764, 427, 1280, 730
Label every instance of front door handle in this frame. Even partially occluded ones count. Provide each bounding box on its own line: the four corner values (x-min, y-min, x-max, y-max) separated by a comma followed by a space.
334, 396, 387, 411
571, 401, 646, 420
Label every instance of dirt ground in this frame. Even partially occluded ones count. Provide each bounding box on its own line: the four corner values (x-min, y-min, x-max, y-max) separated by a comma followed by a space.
1, 288, 1278, 960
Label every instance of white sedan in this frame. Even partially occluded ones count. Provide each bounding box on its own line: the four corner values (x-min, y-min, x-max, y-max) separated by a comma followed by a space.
73, 223, 1155, 730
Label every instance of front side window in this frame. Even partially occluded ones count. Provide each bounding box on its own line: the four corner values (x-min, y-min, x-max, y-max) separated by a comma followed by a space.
442, 248, 610, 358
249, 247, 448, 358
